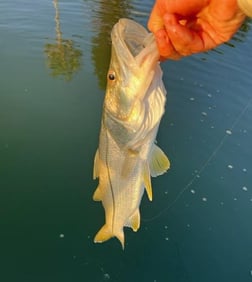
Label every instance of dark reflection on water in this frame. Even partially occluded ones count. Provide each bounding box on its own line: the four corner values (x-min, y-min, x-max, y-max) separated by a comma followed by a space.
44, 0, 82, 81
91, 0, 133, 89
90, 0, 154, 89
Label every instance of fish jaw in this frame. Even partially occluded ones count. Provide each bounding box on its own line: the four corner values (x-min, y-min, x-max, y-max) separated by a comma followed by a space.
104, 19, 160, 123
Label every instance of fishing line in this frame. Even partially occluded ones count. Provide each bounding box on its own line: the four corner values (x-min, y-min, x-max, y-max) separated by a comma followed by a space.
143, 95, 252, 222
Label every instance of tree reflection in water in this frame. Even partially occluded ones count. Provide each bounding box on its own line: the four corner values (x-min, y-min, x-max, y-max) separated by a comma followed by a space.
44, 0, 82, 81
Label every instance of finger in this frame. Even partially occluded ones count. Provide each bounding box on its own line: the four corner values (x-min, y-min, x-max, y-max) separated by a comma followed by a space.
154, 29, 181, 60
163, 14, 209, 55
148, 3, 163, 33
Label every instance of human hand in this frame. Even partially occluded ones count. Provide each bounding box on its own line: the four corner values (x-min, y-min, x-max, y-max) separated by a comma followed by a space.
148, 0, 246, 60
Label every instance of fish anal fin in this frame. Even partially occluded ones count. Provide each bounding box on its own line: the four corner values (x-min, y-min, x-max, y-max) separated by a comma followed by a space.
126, 209, 140, 232
93, 149, 99, 179
143, 162, 153, 201
149, 144, 170, 177
94, 224, 125, 250
93, 185, 102, 201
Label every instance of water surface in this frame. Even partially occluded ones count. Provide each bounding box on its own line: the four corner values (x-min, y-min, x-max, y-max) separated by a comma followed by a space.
1, 1, 252, 281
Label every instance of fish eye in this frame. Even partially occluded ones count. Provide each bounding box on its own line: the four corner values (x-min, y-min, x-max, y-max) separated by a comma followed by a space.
108, 71, 116, 81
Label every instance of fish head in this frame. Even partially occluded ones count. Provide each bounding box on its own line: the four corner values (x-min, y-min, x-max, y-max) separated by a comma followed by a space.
104, 19, 160, 122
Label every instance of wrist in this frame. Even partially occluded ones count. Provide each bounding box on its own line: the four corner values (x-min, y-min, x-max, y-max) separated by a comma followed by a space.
237, 0, 252, 17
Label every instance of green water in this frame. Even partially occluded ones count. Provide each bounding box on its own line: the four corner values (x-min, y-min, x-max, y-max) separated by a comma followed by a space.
1, 1, 252, 281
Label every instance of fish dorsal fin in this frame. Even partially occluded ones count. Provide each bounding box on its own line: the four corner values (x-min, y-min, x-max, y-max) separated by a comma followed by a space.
93, 185, 102, 201
93, 149, 99, 179
143, 162, 153, 201
126, 209, 140, 232
149, 144, 170, 177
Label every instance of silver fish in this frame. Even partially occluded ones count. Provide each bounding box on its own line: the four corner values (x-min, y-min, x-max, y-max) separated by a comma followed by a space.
93, 18, 170, 249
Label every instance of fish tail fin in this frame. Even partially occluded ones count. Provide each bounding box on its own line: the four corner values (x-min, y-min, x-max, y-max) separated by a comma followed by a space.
115, 229, 125, 250
94, 224, 125, 250
126, 209, 141, 232
94, 224, 112, 244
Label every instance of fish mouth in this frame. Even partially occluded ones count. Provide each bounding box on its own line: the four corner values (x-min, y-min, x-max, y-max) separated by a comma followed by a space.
111, 18, 160, 76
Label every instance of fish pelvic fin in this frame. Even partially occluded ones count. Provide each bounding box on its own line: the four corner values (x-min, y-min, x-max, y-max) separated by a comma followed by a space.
143, 162, 153, 201
149, 144, 170, 177
94, 224, 125, 250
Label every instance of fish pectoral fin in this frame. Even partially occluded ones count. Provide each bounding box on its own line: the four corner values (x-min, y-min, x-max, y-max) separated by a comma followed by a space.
149, 144, 170, 177
94, 224, 125, 250
93, 185, 102, 201
93, 149, 99, 179
126, 209, 140, 232
143, 162, 153, 201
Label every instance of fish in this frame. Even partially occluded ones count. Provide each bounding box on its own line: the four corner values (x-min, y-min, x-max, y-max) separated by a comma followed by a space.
92, 18, 170, 249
